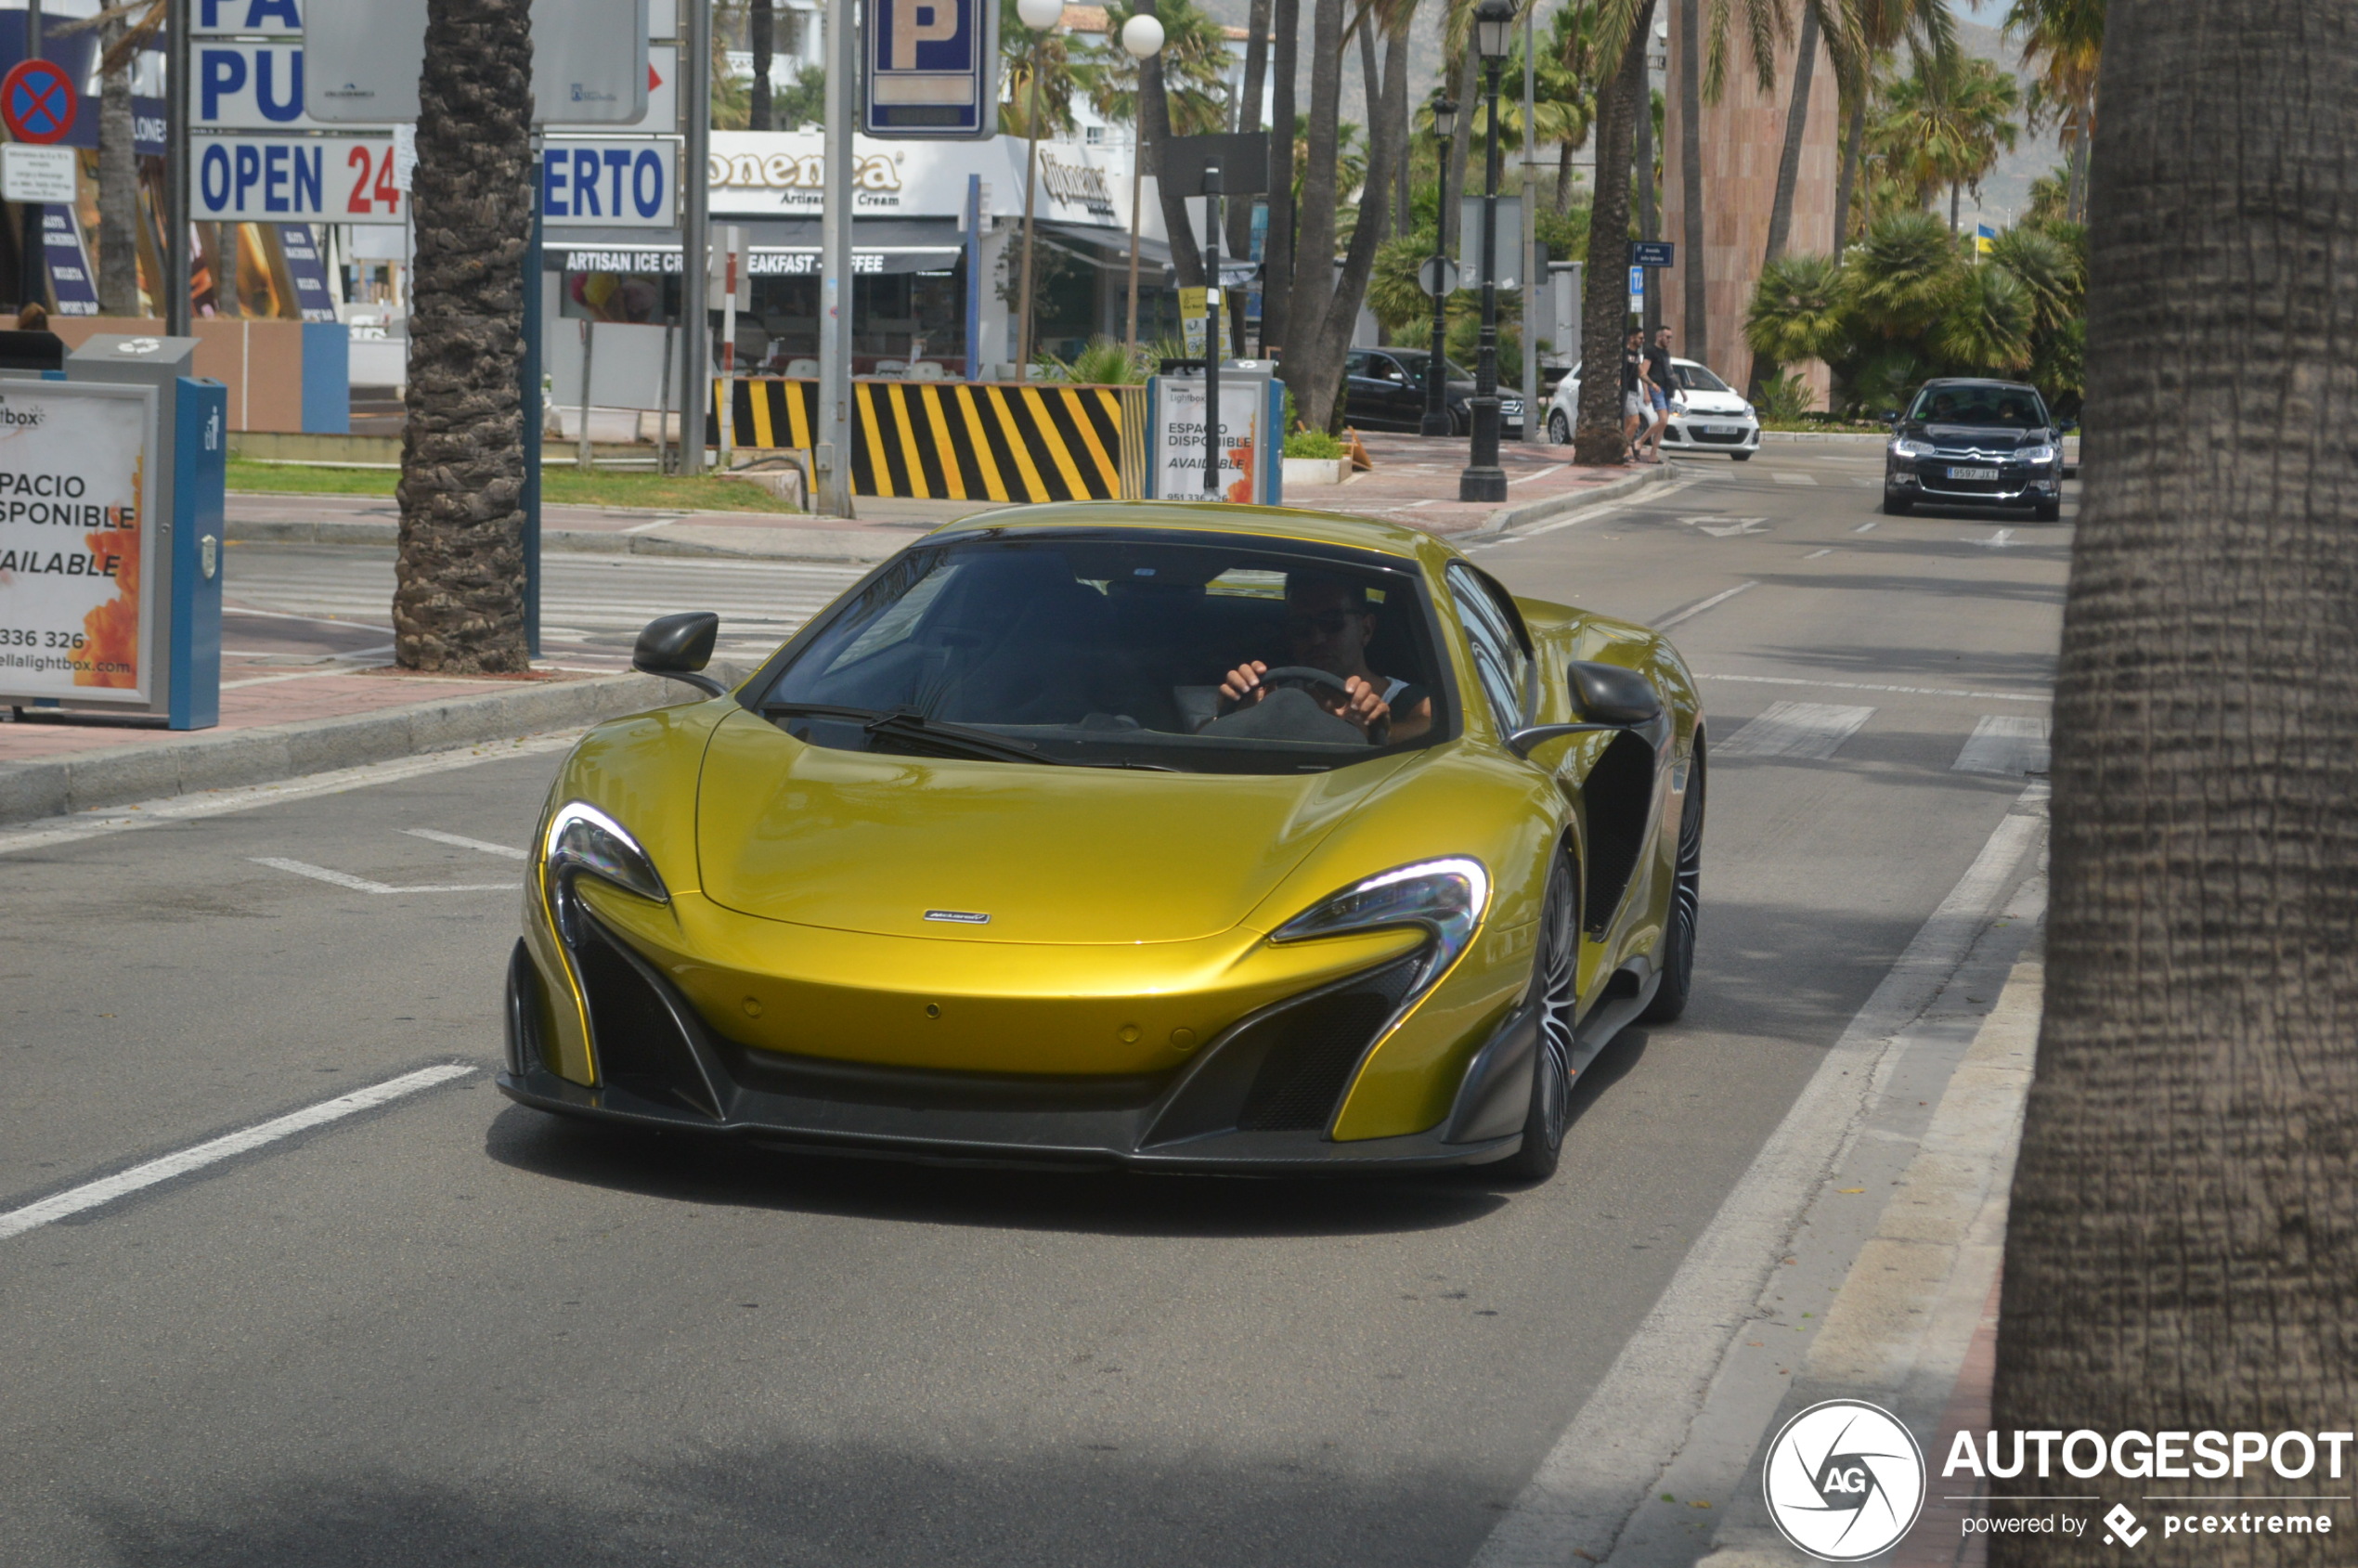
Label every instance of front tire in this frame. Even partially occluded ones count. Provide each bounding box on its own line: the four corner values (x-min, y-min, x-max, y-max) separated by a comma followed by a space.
1639, 737, 1705, 1025
1548, 410, 1572, 446
1497, 848, 1581, 1181
1882, 492, 1914, 515
2033, 499, 2061, 522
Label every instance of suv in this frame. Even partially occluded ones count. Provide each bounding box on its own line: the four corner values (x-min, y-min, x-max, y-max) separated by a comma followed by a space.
1883, 379, 2065, 521
1543, 357, 1760, 459
1343, 347, 1524, 438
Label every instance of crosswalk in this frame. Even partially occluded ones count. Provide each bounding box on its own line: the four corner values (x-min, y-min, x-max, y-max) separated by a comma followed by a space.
225, 548, 870, 669
1712, 701, 2050, 775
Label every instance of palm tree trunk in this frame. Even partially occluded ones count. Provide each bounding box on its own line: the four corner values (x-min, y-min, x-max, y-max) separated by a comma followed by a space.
395, 0, 535, 674
1635, 55, 1658, 336
1744, 2, 1817, 400
1262, 0, 1300, 353
214, 224, 240, 317
1557, 136, 1574, 214
1357, 12, 1383, 247
1573, 0, 1655, 463
1285, 0, 1346, 420
1302, 17, 1410, 429
1677, 0, 1705, 362
97, 16, 139, 315
1989, 4, 2358, 1562
1444, 25, 1479, 253
1226, 0, 1272, 261
2066, 105, 2091, 222
748, 0, 772, 130
1949, 179, 1960, 231
1139, 0, 1206, 290
1833, 95, 1864, 261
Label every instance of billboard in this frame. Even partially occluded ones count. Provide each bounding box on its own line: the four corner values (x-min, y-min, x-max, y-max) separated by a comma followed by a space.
0, 382, 158, 706
302, 0, 652, 126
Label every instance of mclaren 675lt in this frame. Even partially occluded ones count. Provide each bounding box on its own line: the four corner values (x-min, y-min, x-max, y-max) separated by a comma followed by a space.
498, 502, 1705, 1179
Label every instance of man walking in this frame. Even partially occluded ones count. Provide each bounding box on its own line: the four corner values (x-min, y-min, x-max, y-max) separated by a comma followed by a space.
1640, 326, 1678, 461
1621, 329, 1651, 462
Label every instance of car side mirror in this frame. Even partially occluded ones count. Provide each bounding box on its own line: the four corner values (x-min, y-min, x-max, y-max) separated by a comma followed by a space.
1504, 662, 1665, 758
633, 612, 727, 698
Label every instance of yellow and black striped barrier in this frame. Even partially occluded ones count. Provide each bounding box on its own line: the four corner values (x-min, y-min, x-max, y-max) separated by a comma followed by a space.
713, 379, 1146, 502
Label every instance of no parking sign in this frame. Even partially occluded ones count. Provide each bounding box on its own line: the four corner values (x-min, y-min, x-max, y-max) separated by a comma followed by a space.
1, 59, 79, 146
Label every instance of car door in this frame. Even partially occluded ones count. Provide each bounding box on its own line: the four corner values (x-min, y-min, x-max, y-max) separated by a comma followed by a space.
1342, 352, 1398, 430
1369, 354, 1426, 426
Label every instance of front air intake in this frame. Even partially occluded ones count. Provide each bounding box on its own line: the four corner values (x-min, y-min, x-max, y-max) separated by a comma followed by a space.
1232, 956, 1424, 1132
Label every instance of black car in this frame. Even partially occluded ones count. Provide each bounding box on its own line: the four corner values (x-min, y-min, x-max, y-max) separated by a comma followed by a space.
1883, 378, 2065, 521
1343, 347, 1524, 438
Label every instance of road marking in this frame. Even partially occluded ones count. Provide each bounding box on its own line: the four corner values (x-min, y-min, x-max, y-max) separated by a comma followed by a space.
1803, 548, 1833, 559
1507, 463, 1569, 486
0, 732, 585, 858
219, 666, 393, 691
1852, 521, 1879, 532
1714, 701, 1875, 760
619, 517, 681, 534
1771, 471, 1818, 486
251, 856, 517, 893
1472, 784, 2049, 1568
1972, 528, 2017, 548
0, 1064, 477, 1242
1952, 714, 2052, 775
1697, 673, 2050, 704
1652, 581, 1757, 629
403, 827, 530, 860
1852, 475, 1881, 486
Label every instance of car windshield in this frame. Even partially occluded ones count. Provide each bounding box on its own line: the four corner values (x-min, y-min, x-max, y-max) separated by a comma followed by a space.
1909, 386, 2049, 428
758, 535, 1454, 774
1403, 355, 1472, 385
1673, 362, 1731, 394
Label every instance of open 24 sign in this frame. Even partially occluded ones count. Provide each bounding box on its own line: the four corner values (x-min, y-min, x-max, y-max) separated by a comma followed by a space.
193, 134, 404, 224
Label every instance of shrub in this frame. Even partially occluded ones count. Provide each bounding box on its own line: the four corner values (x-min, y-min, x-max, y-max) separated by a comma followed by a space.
1284, 429, 1346, 460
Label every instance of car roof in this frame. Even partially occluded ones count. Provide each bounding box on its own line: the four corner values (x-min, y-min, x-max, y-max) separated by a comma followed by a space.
1917, 377, 2040, 394
920, 499, 1448, 564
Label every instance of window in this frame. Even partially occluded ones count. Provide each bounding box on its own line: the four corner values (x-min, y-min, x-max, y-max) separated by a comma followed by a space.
1446, 562, 1530, 733
1674, 361, 1731, 394
1906, 384, 2051, 429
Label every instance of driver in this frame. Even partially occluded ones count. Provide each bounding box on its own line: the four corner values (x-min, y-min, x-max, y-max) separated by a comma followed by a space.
1217, 576, 1434, 742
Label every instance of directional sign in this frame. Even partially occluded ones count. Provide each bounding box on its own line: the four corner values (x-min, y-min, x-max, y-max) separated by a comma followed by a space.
864, 0, 999, 140
1629, 240, 1676, 268
2, 59, 81, 146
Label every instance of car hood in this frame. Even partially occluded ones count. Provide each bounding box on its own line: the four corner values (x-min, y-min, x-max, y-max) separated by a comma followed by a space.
1679, 391, 1749, 414
694, 710, 1415, 944
1906, 422, 2054, 449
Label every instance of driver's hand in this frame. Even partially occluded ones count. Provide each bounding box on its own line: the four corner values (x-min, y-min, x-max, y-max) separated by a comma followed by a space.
1320, 676, 1393, 736
1217, 661, 1269, 711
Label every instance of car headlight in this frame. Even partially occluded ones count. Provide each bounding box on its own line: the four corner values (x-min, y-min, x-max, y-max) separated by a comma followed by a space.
1273, 858, 1490, 991
1891, 437, 1935, 458
1740, 404, 1755, 421
2018, 443, 2058, 465
544, 800, 668, 905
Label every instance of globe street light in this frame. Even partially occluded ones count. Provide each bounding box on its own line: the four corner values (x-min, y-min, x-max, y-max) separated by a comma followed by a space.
1121, 13, 1166, 355
1014, 0, 1065, 378
1421, 98, 1458, 436
1458, 0, 1514, 502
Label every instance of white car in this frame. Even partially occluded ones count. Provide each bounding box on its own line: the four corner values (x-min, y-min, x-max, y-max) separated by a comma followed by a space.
1544, 356, 1761, 460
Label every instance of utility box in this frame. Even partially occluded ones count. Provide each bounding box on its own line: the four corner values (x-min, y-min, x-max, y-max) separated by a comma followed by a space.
0, 336, 227, 729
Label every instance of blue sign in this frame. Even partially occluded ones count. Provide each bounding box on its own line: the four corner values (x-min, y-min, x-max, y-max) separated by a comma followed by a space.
864, 0, 998, 140
1629, 240, 1675, 268
277, 224, 340, 322
39, 207, 99, 317
1628, 265, 1645, 296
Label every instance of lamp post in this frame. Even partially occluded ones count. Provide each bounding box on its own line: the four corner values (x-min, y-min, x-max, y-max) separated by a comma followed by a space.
1421, 97, 1458, 437
1014, 0, 1065, 378
1458, 0, 1513, 503
1121, 13, 1165, 356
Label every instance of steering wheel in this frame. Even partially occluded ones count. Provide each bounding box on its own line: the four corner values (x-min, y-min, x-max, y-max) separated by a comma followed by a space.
1251, 665, 1354, 701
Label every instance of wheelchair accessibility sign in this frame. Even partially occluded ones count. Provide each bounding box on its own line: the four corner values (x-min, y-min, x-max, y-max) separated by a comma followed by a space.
864, 0, 998, 140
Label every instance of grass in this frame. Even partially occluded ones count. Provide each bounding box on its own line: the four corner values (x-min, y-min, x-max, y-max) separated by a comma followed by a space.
226, 459, 803, 514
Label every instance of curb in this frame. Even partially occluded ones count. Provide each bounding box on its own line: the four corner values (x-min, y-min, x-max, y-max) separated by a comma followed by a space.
1757, 429, 1891, 444
0, 671, 701, 827
226, 516, 907, 565
1475, 460, 1678, 536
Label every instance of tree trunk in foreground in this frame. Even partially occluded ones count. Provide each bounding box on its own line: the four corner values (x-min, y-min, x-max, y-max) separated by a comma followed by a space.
1573, 0, 1654, 464
748, 0, 773, 130
1677, 0, 1706, 362
1745, 3, 1817, 399
395, 0, 535, 674
1989, 4, 2358, 1565
1261, 0, 1300, 353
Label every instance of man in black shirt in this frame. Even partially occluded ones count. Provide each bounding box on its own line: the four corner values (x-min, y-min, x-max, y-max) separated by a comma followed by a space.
1640, 327, 1678, 461
1620, 329, 1648, 462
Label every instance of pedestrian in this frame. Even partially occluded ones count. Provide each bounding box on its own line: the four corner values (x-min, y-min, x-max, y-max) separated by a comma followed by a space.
1642, 327, 1678, 461
0, 302, 63, 372
1620, 329, 1649, 462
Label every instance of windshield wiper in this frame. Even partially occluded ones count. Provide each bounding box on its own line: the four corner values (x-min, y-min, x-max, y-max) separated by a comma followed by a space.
761, 702, 1061, 766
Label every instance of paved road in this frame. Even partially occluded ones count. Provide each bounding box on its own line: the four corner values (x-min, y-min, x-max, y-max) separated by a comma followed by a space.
1, 446, 2066, 1568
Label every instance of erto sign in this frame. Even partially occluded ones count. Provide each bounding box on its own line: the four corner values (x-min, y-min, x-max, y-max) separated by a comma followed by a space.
542, 139, 679, 227
0, 384, 158, 706
864, 0, 998, 140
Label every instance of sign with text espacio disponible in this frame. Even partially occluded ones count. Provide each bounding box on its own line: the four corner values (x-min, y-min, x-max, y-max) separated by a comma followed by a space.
863, 0, 998, 140
0, 382, 159, 706
1148, 373, 1278, 503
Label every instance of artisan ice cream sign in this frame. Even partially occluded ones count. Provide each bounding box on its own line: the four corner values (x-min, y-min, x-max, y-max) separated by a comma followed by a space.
0, 384, 155, 704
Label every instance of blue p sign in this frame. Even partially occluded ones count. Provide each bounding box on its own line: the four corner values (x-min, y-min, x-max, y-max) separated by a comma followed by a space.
865, 0, 998, 139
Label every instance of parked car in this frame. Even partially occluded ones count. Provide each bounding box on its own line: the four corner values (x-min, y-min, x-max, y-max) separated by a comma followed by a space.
1544, 357, 1760, 459
1881, 378, 2065, 521
1343, 347, 1525, 439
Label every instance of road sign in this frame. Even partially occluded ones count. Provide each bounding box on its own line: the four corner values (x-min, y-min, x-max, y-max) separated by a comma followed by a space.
2, 143, 77, 203
193, 134, 406, 222
1628, 265, 1644, 312
864, 0, 998, 139
1629, 240, 1675, 268
302, 0, 650, 126
196, 43, 320, 129
541, 137, 678, 227
1419, 256, 1461, 298
192, 0, 305, 33
1457, 195, 1523, 290
2, 59, 80, 145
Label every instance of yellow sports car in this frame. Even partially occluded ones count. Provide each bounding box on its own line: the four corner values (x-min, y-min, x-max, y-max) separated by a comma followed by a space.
499, 502, 1705, 1179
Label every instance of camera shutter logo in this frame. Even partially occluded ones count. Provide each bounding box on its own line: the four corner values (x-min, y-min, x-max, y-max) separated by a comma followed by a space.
1762, 1399, 1926, 1561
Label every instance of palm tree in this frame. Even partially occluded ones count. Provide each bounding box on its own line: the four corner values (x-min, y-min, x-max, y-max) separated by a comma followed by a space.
1990, 4, 2358, 1559
1833, 0, 1953, 258
747, 0, 774, 129
1742, 0, 1863, 398
1869, 52, 2020, 230
2004, 0, 2102, 222
394, 0, 535, 674
1535, 4, 1600, 213
1570, 0, 1652, 463
1093, 0, 1233, 134
58, 1, 163, 313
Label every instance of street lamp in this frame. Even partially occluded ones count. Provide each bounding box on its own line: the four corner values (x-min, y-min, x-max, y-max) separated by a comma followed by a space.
1421, 98, 1458, 437
1458, 0, 1514, 502
1014, 0, 1065, 378
1121, 13, 1166, 356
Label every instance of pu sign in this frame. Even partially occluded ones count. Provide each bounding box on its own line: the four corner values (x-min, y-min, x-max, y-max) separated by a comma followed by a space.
864, 0, 998, 140
0, 384, 157, 706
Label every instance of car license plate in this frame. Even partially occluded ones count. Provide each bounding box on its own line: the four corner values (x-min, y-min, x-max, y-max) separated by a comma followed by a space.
1948, 466, 2000, 481
1704, 424, 1736, 434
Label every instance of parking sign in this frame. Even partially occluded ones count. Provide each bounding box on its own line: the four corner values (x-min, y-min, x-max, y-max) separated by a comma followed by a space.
865, 0, 998, 140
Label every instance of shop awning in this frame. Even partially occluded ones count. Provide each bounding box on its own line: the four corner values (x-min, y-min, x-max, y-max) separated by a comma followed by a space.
1037, 221, 1173, 273
547, 219, 965, 276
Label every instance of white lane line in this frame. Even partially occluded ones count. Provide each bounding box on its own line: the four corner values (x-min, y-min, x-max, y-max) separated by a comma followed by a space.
1852, 521, 1880, 533
1953, 714, 2052, 775
1495, 475, 1704, 542
251, 856, 517, 893
1697, 672, 2050, 704
1652, 580, 1757, 629
1696, 518, 1767, 538
1507, 463, 1569, 486
1803, 548, 1833, 560
1472, 784, 2049, 1568
0, 1064, 477, 1242
1972, 528, 2018, 549
619, 517, 681, 534
1771, 471, 1818, 486
404, 827, 531, 859
1714, 701, 1875, 760
0, 732, 586, 858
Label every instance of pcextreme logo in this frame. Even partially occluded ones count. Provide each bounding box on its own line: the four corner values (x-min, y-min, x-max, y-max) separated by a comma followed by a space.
1763, 1399, 1927, 1562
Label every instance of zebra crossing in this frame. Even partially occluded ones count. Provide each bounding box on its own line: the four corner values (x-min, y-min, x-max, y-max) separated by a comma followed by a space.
225, 547, 871, 670
1714, 700, 2050, 774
